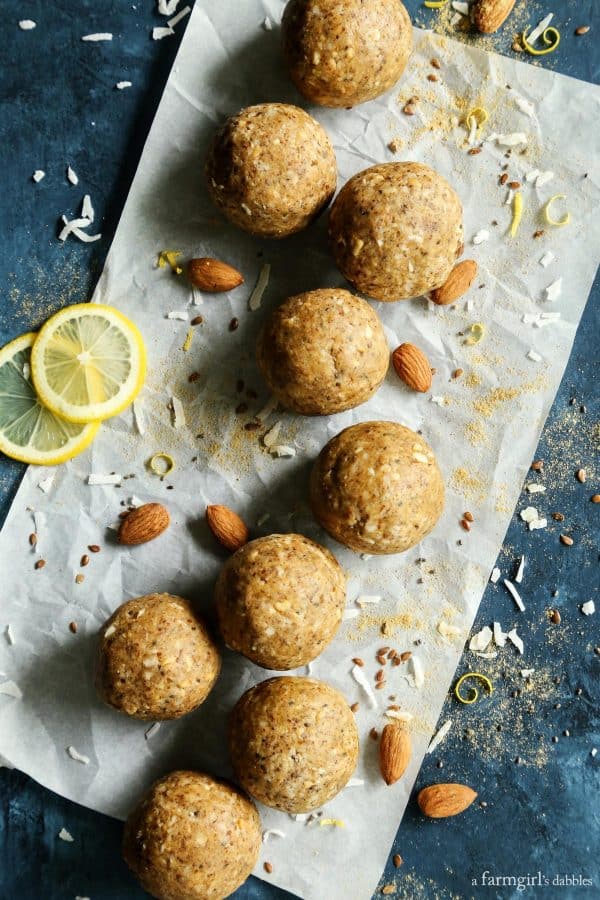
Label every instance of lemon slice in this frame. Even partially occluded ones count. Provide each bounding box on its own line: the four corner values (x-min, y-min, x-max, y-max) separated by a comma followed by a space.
31, 303, 146, 423
0, 333, 99, 465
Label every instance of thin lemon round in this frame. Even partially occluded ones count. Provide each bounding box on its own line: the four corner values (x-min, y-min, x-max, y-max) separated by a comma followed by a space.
31, 303, 147, 423
0, 333, 99, 466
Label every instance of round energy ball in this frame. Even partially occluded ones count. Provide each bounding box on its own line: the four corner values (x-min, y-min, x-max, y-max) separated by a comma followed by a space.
256, 288, 389, 415
282, 0, 413, 108
205, 103, 337, 238
215, 534, 346, 670
310, 421, 445, 554
329, 162, 464, 301
95, 594, 220, 720
229, 677, 359, 812
123, 771, 261, 900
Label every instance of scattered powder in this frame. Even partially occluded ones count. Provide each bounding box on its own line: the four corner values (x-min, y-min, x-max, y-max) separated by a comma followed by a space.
465, 419, 489, 447
450, 467, 487, 503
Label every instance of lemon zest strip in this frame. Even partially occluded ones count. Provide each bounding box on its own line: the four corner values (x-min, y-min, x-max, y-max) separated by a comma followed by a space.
510, 191, 523, 238
182, 327, 194, 352
424, 0, 448, 7
454, 672, 494, 705
149, 452, 175, 476
522, 26, 561, 56
157, 249, 183, 275
544, 194, 571, 227
319, 818, 345, 828
464, 323, 486, 346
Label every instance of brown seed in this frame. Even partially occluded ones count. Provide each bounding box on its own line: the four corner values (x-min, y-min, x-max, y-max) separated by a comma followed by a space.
75, 574, 85, 584
393, 854, 403, 868
387, 649, 396, 660
190, 315, 203, 326
460, 518, 471, 532
400, 651, 412, 662
244, 421, 260, 431
188, 371, 201, 383
34, 559, 46, 570
80, 554, 90, 567
29, 532, 37, 547
352, 657, 364, 667
376, 681, 387, 690
378, 647, 391, 655
575, 468, 586, 483
531, 460, 544, 471
575, 25, 590, 35
560, 534, 574, 546
392, 657, 402, 666
430, 58, 441, 69
427, 73, 438, 82
533, 229, 545, 238
375, 669, 385, 683
69, 621, 78, 634
500, 173, 508, 185
264, 862, 273, 874
508, 181, 521, 189
229, 317, 239, 332
452, 368, 464, 379
550, 609, 561, 624
512, 39, 523, 52
350, 702, 360, 713
376, 655, 388, 667
463, 511, 474, 522
468, 147, 482, 156
403, 102, 416, 116
382, 886, 396, 895
370, 727, 379, 741
235, 402, 248, 415
591, 494, 600, 504
552, 512, 565, 521
88, 544, 101, 553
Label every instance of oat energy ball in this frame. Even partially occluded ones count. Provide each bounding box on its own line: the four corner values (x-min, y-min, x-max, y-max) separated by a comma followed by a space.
282, 0, 413, 108
216, 533, 346, 670
123, 771, 261, 900
256, 288, 389, 415
329, 162, 464, 301
95, 594, 220, 720
310, 421, 445, 554
205, 103, 337, 238
229, 677, 359, 812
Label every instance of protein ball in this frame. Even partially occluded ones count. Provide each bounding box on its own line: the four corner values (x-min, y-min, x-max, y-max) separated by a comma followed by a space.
310, 421, 445, 554
95, 594, 220, 720
256, 288, 389, 415
282, 0, 413, 108
205, 103, 337, 238
123, 771, 261, 900
329, 162, 463, 301
215, 534, 346, 670
229, 677, 359, 812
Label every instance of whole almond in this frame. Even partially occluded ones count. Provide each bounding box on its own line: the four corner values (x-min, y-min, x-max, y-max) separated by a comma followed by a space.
379, 724, 412, 785
206, 504, 249, 552
392, 343, 432, 393
473, 0, 517, 34
187, 258, 244, 293
118, 503, 170, 546
430, 260, 478, 305
417, 783, 478, 818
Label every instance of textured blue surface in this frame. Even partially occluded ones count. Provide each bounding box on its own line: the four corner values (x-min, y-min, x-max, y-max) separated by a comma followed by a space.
0, 1, 598, 898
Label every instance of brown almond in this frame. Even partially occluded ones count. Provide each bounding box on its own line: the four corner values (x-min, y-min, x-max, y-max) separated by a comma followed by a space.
187, 257, 244, 293
431, 260, 478, 305
379, 724, 412, 786
118, 503, 170, 546
206, 504, 249, 552
392, 343, 432, 393
417, 783, 478, 818
473, 0, 517, 34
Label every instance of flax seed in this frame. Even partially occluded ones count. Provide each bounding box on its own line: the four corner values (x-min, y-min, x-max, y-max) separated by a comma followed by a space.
393, 854, 403, 868
430, 57, 441, 69
34, 559, 46, 570
460, 518, 471, 531
591, 495, 600, 504
382, 886, 396, 895
531, 460, 544, 471
392, 657, 402, 666
468, 147, 482, 156
508, 181, 521, 189
369, 727, 379, 741
427, 73, 438, 82
75, 574, 85, 584
352, 657, 364, 667
229, 317, 239, 332
575, 468, 586, 483
80, 554, 90, 567
378, 647, 390, 655
452, 368, 463, 379
552, 512, 564, 521
463, 511, 474, 522
550, 609, 561, 624
350, 702, 359, 713
575, 25, 590, 35
533, 229, 545, 238
500, 173, 508, 185
69, 621, 78, 634
188, 371, 201, 383
403, 102, 416, 116
244, 421, 261, 431
264, 862, 273, 874
375, 681, 387, 690
560, 534, 574, 546
190, 315, 203, 326
375, 669, 385, 683
88, 544, 101, 553
29, 533, 37, 547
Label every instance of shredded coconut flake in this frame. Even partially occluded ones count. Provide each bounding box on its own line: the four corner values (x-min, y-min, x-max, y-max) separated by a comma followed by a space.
145, 722, 160, 740
520, 506, 547, 530
545, 278, 563, 302
158, 0, 180, 13
536, 171, 554, 188
522, 312, 561, 328
539, 251, 555, 267
292, 813, 309, 822
116, 81, 132, 90
38, 474, 55, 493
345, 778, 364, 788
263, 422, 282, 448
526, 169, 541, 183
493, 133, 528, 147
472, 229, 490, 245
451, 0, 469, 13
133, 399, 146, 435
270, 444, 296, 458
87, 473, 122, 486
521, 669, 535, 678
342, 609, 360, 621
515, 556, 525, 584
263, 16, 273, 30
58, 828, 74, 842
67, 166, 79, 185
81, 33, 113, 41
504, 579, 525, 612
18, 19, 36, 30
437, 620, 461, 639
527, 349, 543, 362
493, 622, 508, 647
166, 310, 188, 320
385, 709, 414, 722
431, 395, 446, 406
469, 626, 493, 652
262, 829, 286, 842
355, 595, 381, 608
490, 567, 501, 584
581, 600, 596, 616
5, 625, 14, 646
528, 13, 554, 46
507, 628, 524, 654
32, 170, 45, 182
67, 746, 90, 765
473, 650, 498, 659
0, 680, 22, 699
427, 719, 452, 754
526, 483, 546, 494
152, 26, 174, 39
351, 664, 377, 707
249, 263, 271, 311
255, 395, 278, 422
170, 395, 186, 428
514, 95, 535, 118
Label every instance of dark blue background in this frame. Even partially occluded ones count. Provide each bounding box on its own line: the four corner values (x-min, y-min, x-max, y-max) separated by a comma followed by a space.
0, 2, 598, 898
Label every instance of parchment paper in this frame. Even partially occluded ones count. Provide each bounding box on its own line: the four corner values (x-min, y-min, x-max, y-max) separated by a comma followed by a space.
1, 4, 599, 899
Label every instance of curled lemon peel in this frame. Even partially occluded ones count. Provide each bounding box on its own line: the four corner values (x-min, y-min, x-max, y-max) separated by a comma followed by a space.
465, 107, 489, 133
157, 249, 183, 275
464, 323, 485, 346
319, 818, 345, 828
544, 194, 571, 227
510, 191, 523, 238
182, 327, 194, 352
522, 25, 561, 56
454, 672, 494, 705
149, 452, 175, 477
